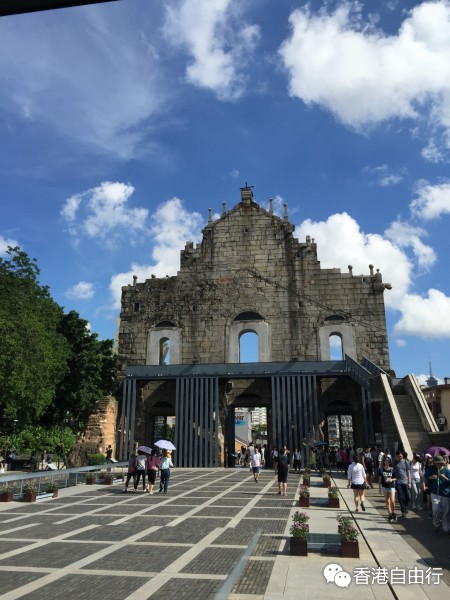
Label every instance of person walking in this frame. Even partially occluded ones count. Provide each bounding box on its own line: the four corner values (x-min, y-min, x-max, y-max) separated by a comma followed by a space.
393, 451, 411, 518
410, 454, 423, 510
347, 454, 367, 512
145, 449, 160, 494
124, 452, 136, 492
251, 446, 262, 482
436, 456, 450, 534
293, 448, 302, 472
277, 447, 289, 496
134, 450, 147, 492
159, 450, 174, 494
379, 457, 397, 521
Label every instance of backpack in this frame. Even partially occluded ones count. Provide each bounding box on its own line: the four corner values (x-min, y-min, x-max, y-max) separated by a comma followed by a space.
135, 454, 146, 470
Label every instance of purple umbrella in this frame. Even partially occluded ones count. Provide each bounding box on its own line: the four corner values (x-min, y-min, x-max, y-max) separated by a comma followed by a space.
424, 446, 450, 457
154, 440, 176, 451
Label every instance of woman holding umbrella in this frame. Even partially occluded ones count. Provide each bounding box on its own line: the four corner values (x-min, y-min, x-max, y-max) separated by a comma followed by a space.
159, 450, 174, 494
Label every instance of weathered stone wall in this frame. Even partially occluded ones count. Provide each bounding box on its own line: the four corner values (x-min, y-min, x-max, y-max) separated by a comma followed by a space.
118, 188, 390, 373
70, 396, 118, 467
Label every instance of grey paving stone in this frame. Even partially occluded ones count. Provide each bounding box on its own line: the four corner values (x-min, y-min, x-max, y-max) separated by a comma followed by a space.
209, 498, 249, 507
213, 528, 256, 546
0, 540, 36, 553
239, 518, 286, 534
85, 543, 186, 572
181, 546, 243, 574
66, 520, 170, 542
0, 542, 110, 568
246, 507, 291, 518
156, 577, 222, 600
193, 506, 242, 517
167, 497, 209, 505
18, 574, 152, 600
139, 517, 229, 544
232, 558, 274, 594
253, 534, 283, 557
147, 505, 193, 516
0, 570, 46, 593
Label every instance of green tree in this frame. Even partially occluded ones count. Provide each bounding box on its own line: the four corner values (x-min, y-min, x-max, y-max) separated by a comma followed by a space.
48, 310, 117, 432
0, 247, 69, 423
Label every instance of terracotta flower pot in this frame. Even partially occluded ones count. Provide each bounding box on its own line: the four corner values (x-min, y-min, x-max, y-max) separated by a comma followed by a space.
328, 497, 340, 508
290, 537, 308, 556
299, 497, 310, 508
0, 492, 13, 502
341, 540, 359, 558
323, 480, 331, 488
302, 479, 310, 487
86, 479, 94, 485
23, 492, 36, 503
52, 490, 58, 498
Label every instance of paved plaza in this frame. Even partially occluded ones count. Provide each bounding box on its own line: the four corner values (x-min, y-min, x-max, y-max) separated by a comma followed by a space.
0, 469, 449, 599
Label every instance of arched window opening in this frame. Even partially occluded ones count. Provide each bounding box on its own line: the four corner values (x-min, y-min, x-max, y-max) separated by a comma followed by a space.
155, 320, 176, 328
329, 334, 343, 360
159, 337, 171, 365
234, 311, 263, 321
239, 331, 258, 363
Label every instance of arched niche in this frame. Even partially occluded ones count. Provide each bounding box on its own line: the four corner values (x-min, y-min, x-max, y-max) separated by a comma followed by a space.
319, 323, 356, 361
147, 325, 181, 365
227, 315, 270, 363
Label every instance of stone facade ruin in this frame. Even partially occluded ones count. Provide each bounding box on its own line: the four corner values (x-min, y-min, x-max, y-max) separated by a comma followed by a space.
117, 187, 393, 466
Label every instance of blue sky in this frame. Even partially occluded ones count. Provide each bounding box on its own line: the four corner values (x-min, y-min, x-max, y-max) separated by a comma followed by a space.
1, 0, 450, 382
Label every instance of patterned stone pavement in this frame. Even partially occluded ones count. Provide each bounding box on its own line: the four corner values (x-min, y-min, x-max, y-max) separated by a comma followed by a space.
0, 468, 293, 599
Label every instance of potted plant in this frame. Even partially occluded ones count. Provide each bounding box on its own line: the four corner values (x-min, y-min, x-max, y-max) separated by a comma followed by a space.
0, 484, 14, 502
302, 471, 310, 487
328, 486, 340, 508
46, 483, 59, 498
104, 472, 114, 485
322, 473, 331, 488
337, 515, 359, 558
298, 485, 310, 507
289, 511, 309, 556
23, 483, 37, 502
319, 467, 327, 475
85, 472, 95, 485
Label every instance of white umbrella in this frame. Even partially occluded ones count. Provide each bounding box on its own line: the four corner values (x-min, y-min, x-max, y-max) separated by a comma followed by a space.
154, 440, 176, 451
137, 445, 152, 454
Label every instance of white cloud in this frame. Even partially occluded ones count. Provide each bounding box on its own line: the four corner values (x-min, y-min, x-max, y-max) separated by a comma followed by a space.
415, 373, 444, 385
279, 1, 450, 143
394, 289, 450, 338
66, 281, 95, 300
163, 0, 260, 100
421, 139, 446, 163
0, 234, 19, 255
395, 339, 407, 347
61, 181, 148, 245
410, 180, 450, 220
296, 211, 450, 339
363, 164, 403, 186
109, 197, 203, 308
384, 220, 436, 270
0, 7, 166, 158
296, 212, 410, 308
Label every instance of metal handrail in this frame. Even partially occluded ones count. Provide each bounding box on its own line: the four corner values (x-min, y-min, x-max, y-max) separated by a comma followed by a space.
1, 462, 127, 497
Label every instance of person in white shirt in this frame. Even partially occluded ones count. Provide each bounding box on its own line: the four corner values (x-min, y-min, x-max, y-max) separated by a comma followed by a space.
347, 455, 368, 513
251, 447, 262, 482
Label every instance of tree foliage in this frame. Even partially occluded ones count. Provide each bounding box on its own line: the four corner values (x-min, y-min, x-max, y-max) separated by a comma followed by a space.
0, 247, 117, 445
48, 310, 117, 431
0, 247, 69, 423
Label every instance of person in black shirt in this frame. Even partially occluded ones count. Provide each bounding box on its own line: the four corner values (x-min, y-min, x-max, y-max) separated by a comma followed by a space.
277, 447, 290, 496
380, 458, 397, 522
